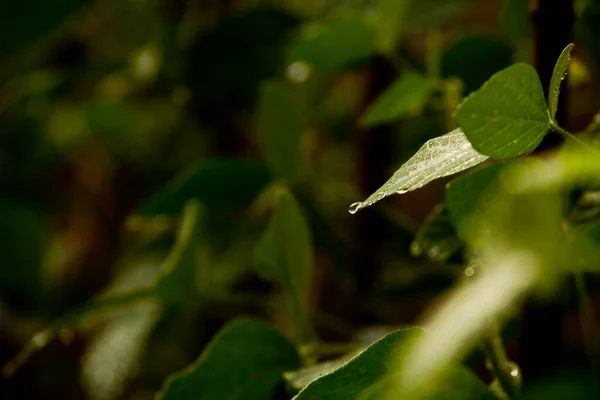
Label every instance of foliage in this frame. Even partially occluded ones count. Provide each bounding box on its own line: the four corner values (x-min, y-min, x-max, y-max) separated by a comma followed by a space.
2, 1, 600, 400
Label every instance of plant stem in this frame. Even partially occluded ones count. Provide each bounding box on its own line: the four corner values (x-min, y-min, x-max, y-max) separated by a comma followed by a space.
481, 328, 520, 399
550, 120, 593, 149
574, 272, 599, 373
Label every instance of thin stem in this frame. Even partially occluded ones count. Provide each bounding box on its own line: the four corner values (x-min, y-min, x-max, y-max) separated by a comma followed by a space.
481, 328, 521, 399
550, 120, 594, 149
574, 272, 599, 373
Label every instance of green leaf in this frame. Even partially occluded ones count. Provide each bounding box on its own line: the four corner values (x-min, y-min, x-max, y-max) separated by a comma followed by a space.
441, 35, 513, 95
548, 43, 574, 120
455, 63, 550, 159
350, 128, 488, 213
255, 189, 312, 342
292, 14, 376, 71
284, 351, 360, 391
411, 203, 462, 262
136, 159, 271, 216
157, 318, 300, 400
258, 80, 304, 180
374, 0, 410, 55
154, 201, 203, 304
362, 70, 433, 127
293, 328, 422, 400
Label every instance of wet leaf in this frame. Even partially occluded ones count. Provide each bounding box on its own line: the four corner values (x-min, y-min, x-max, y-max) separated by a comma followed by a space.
548, 43, 574, 121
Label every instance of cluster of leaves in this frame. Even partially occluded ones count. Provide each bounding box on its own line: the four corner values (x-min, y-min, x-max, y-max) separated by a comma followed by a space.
3, 1, 600, 400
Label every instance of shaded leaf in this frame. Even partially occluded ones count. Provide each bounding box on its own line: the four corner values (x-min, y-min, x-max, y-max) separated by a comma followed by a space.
136, 159, 271, 216
362, 70, 433, 127
374, 0, 410, 55
258, 80, 304, 180
292, 14, 376, 71
351, 128, 488, 212
548, 43, 574, 120
284, 351, 359, 391
411, 203, 462, 262
255, 189, 312, 342
157, 318, 300, 400
455, 63, 550, 159
293, 328, 422, 400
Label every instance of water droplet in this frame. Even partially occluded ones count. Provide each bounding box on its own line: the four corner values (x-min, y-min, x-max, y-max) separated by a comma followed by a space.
464, 266, 475, 277
507, 361, 520, 377
396, 188, 408, 194
348, 202, 362, 215
427, 246, 441, 259
286, 61, 311, 84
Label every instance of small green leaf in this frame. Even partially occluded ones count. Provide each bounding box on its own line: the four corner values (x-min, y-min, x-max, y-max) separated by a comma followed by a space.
411, 203, 462, 262
548, 43, 575, 120
258, 80, 304, 180
154, 201, 202, 304
292, 14, 376, 71
255, 189, 313, 342
136, 159, 271, 216
157, 318, 300, 400
351, 128, 488, 212
362, 71, 433, 126
455, 63, 550, 159
293, 328, 422, 400
374, 0, 410, 55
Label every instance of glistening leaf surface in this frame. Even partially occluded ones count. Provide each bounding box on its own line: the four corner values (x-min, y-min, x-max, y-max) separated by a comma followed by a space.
548, 43, 574, 120
455, 63, 550, 159
157, 318, 300, 400
351, 128, 488, 212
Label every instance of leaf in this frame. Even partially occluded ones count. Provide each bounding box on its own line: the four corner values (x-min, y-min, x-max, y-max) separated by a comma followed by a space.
154, 200, 203, 304
350, 128, 488, 213
292, 328, 422, 400
284, 351, 360, 391
548, 43, 574, 120
374, 0, 410, 55
441, 35, 513, 95
362, 70, 433, 127
258, 80, 304, 180
292, 14, 376, 71
136, 159, 271, 216
255, 189, 313, 342
500, 0, 532, 62
411, 203, 462, 262
454, 63, 550, 159
157, 318, 300, 400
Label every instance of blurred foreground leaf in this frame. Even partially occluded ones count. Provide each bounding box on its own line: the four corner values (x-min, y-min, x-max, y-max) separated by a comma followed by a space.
136, 159, 271, 216
350, 128, 488, 212
362, 70, 433, 127
256, 189, 313, 342
157, 318, 300, 400
455, 64, 550, 159
258, 80, 304, 180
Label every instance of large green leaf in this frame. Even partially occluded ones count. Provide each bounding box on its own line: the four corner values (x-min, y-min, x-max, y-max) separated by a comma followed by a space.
362, 70, 433, 127
455, 63, 550, 159
292, 14, 376, 71
136, 159, 271, 216
548, 43, 574, 121
411, 203, 462, 262
157, 318, 300, 400
258, 80, 304, 180
293, 328, 421, 400
255, 189, 312, 342
350, 128, 488, 213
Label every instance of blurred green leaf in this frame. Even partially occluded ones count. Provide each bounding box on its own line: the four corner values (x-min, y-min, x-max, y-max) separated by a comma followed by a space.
255, 188, 312, 342
548, 43, 574, 121
0, 198, 47, 312
374, 0, 410, 55
500, 0, 532, 62
442, 35, 513, 94
284, 351, 360, 392
157, 318, 300, 400
136, 159, 271, 216
154, 201, 202, 304
351, 128, 488, 212
292, 14, 376, 71
293, 328, 422, 400
411, 203, 462, 262
517, 375, 600, 399
258, 80, 304, 180
455, 63, 550, 159
362, 70, 433, 127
